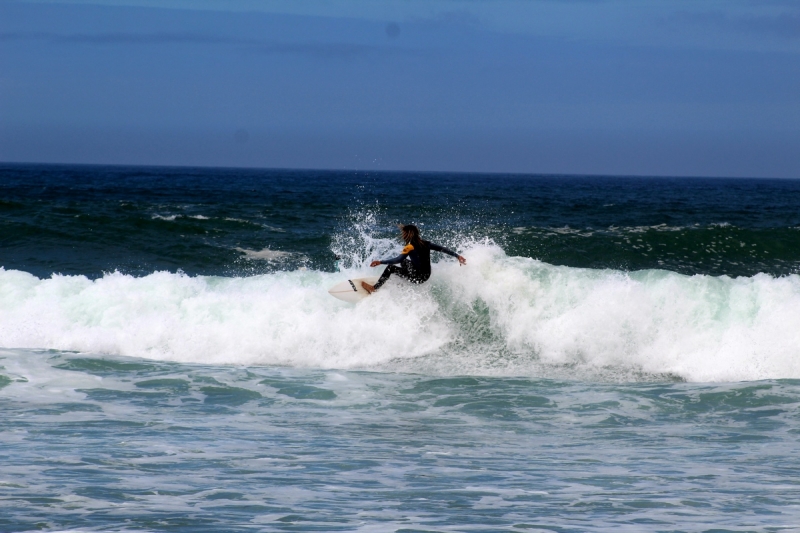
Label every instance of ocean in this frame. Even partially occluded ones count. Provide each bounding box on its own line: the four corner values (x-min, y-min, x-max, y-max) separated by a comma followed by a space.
1, 163, 800, 532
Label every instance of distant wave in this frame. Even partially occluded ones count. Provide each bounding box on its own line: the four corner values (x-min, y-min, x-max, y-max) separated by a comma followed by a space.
234, 247, 294, 261
2, 243, 799, 383
508, 223, 800, 278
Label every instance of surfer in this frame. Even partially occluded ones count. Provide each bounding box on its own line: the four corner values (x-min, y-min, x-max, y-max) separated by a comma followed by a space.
362, 224, 466, 293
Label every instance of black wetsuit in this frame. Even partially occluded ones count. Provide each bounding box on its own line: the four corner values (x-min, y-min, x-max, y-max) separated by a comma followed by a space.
372, 240, 459, 290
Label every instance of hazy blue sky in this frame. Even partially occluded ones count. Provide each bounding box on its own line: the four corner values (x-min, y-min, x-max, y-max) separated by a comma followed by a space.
2, 0, 799, 177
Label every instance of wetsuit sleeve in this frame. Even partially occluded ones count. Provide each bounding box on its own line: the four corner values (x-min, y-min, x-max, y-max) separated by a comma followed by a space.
428, 242, 459, 258
380, 254, 405, 265
380, 244, 414, 265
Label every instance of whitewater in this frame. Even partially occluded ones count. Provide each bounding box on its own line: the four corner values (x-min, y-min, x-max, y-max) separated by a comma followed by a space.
2, 242, 799, 382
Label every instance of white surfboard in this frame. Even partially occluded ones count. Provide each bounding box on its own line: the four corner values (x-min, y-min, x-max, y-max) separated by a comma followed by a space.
328, 276, 380, 303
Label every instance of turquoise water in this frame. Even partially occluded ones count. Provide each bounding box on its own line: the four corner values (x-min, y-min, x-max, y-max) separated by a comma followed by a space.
2, 165, 800, 531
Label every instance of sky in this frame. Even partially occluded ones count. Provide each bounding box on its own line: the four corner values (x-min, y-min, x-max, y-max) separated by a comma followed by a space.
1, 0, 799, 177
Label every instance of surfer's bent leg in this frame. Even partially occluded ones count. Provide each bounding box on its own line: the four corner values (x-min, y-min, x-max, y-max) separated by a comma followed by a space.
372, 265, 401, 291
373, 262, 424, 291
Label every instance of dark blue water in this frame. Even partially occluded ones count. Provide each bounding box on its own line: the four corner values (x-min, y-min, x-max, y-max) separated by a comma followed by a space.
3, 163, 800, 278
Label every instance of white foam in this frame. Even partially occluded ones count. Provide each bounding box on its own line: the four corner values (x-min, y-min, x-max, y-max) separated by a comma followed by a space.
0, 266, 449, 370
152, 214, 210, 221
1, 244, 800, 382
234, 247, 292, 261
435, 246, 800, 382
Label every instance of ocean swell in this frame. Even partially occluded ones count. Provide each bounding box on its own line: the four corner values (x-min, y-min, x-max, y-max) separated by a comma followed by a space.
1, 244, 799, 383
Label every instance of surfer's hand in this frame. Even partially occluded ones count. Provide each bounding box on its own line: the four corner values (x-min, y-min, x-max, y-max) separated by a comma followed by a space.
458, 255, 467, 266
370, 260, 381, 267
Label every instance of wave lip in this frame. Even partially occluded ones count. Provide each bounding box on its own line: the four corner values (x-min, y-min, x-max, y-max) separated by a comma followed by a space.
1, 243, 799, 383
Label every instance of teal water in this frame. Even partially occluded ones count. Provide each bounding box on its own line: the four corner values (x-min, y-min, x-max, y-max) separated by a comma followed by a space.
2, 164, 800, 531
2, 350, 800, 532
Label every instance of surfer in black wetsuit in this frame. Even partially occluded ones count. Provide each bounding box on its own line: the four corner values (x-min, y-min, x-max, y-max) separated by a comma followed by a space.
362, 224, 466, 294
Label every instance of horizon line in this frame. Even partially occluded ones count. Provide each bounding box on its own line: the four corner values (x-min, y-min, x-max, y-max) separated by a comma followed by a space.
0, 160, 793, 181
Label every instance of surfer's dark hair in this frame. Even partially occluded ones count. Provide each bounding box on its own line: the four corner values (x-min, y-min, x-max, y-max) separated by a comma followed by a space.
401, 224, 424, 248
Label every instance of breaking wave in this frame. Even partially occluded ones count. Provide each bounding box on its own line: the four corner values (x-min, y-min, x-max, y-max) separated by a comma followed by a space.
1, 240, 799, 383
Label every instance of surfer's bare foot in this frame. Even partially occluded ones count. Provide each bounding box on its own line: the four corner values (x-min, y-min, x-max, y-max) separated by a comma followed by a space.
361, 281, 376, 294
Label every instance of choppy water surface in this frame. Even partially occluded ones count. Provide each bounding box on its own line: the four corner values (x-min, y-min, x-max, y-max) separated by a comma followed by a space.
3, 164, 800, 279
2, 164, 800, 531
2, 351, 800, 532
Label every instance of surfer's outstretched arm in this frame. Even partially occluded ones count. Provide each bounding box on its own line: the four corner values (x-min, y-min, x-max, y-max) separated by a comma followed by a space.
369, 243, 413, 268
375, 254, 405, 266
429, 242, 467, 265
